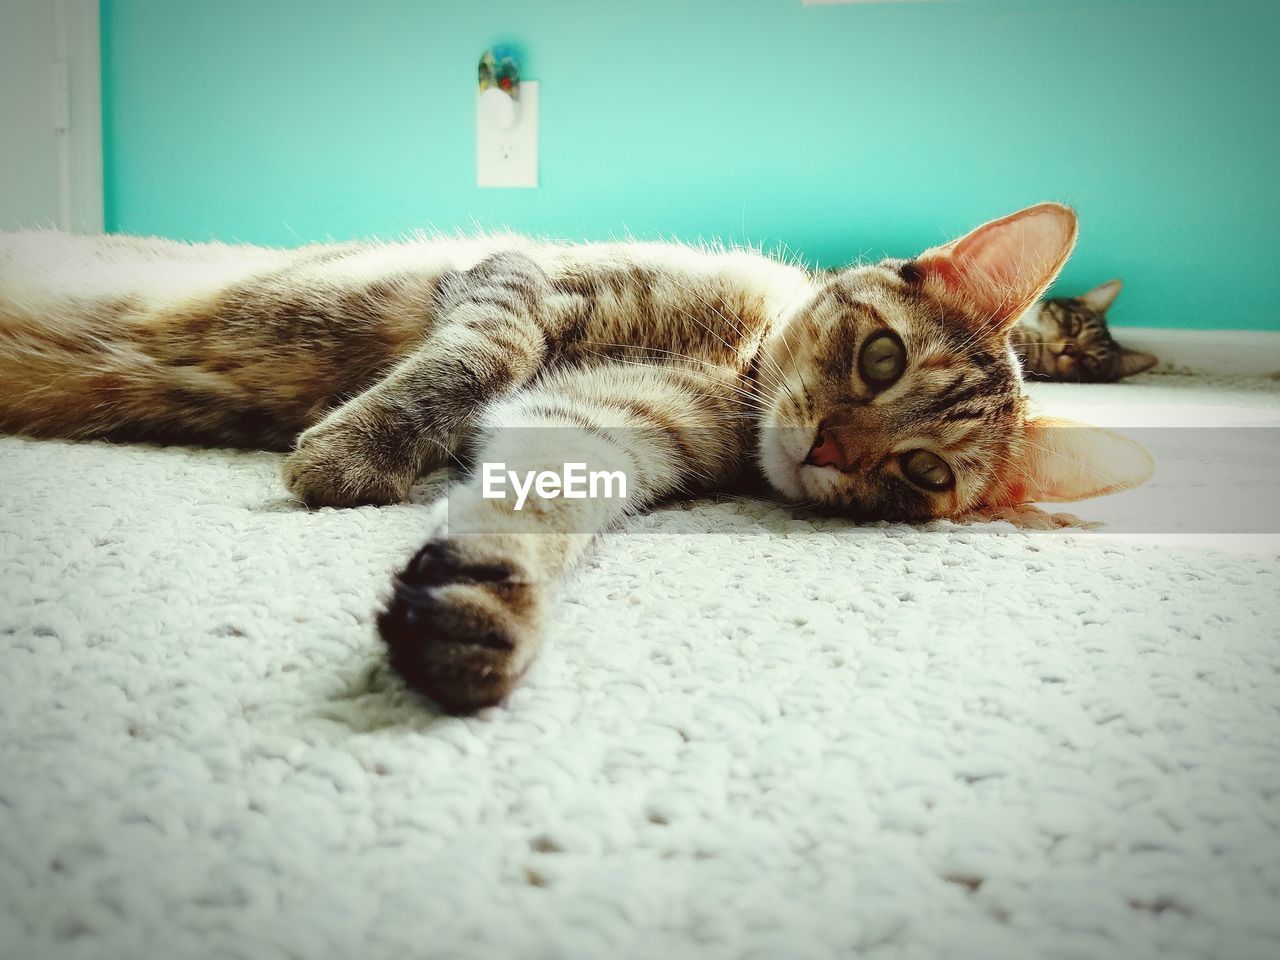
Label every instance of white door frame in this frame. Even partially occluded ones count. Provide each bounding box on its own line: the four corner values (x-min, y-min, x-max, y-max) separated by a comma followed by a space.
55, 0, 103, 232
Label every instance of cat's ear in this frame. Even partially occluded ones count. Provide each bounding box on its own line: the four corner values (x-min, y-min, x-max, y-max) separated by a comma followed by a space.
994, 414, 1154, 504
1079, 278, 1123, 313
1111, 347, 1158, 379
912, 203, 1078, 334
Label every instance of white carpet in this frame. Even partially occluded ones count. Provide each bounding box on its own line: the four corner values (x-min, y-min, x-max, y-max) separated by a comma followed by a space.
2, 374, 1279, 960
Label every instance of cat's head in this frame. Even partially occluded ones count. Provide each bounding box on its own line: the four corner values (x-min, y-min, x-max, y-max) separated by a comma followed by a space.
757, 203, 1153, 521
1026, 280, 1158, 382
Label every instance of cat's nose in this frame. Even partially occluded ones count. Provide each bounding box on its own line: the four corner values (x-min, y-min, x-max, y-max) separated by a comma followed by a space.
1055, 341, 1078, 357
805, 428, 848, 470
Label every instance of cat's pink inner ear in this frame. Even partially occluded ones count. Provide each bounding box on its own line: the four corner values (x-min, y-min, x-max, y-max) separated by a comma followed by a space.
915, 203, 1079, 333
1079, 278, 1124, 313
998, 415, 1154, 504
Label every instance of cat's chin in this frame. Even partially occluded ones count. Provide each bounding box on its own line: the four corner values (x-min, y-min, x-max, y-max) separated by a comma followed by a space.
757, 428, 807, 502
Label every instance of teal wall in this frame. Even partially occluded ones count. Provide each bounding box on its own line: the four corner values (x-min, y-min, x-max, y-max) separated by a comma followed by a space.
102, 0, 1279, 330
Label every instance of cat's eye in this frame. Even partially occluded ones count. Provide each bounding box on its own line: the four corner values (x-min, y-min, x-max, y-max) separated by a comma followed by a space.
858, 330, 906, 389
901, 449, 954, 491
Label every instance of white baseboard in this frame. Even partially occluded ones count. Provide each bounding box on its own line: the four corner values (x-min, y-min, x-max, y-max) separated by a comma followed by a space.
1111, 327, 1280, 378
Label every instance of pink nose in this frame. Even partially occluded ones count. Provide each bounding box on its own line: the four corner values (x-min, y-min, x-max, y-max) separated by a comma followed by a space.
805, 429, 847, 470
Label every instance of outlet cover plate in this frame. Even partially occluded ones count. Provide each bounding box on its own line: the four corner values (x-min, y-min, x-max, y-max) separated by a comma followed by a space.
477, 80, 538, 188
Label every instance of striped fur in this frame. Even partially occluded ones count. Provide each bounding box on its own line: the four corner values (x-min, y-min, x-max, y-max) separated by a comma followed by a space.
0, 204, 1152, 711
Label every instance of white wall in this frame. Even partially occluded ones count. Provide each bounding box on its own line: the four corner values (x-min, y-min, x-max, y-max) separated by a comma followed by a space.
0, 0, 62, 229
0, 0, 101, 232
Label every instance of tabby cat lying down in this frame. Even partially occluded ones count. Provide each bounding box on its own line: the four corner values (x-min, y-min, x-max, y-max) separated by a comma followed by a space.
0, 203, 1152, 712
1012, 278, 1158, 382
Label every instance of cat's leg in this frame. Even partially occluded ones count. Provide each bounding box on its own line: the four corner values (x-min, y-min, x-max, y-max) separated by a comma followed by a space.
282, 252, 556, 507
377, 361, 750, 713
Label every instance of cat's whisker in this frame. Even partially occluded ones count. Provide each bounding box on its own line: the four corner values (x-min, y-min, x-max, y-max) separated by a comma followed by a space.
658, 271, 799, 404
1012, 436, 1124, 488
650, 298, 790, 400
766, 269, 815, 363
576, 349, 776, 418
673, 266, 806, 403
577, 339, 770, 398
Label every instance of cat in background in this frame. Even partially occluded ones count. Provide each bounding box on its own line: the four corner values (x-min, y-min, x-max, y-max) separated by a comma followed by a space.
1012, 278, 1158, 382
0, 204, 1154, 712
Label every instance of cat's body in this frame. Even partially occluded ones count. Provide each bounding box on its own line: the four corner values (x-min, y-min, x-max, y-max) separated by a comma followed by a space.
1011, 279, 1158, 382
0, 206, 1153, 711
0, 230, 803, 452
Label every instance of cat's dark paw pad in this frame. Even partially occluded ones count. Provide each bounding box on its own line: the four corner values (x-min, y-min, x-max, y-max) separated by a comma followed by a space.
377, 538, 544, 713
283, 425, 414, 508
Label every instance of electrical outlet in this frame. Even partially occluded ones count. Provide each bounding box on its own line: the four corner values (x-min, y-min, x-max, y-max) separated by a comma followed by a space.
477, 80, 538, 188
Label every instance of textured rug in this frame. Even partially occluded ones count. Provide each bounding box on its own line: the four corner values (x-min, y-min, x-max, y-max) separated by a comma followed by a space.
2, 375, 1278, 960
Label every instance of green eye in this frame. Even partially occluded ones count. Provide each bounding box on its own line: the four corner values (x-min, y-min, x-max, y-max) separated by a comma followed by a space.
858, 330, 906, 389
902, 449, 954, 491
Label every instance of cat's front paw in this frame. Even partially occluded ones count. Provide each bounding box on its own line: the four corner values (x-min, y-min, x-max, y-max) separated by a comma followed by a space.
283, 419, 416, 508
377, 536, 546, 712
